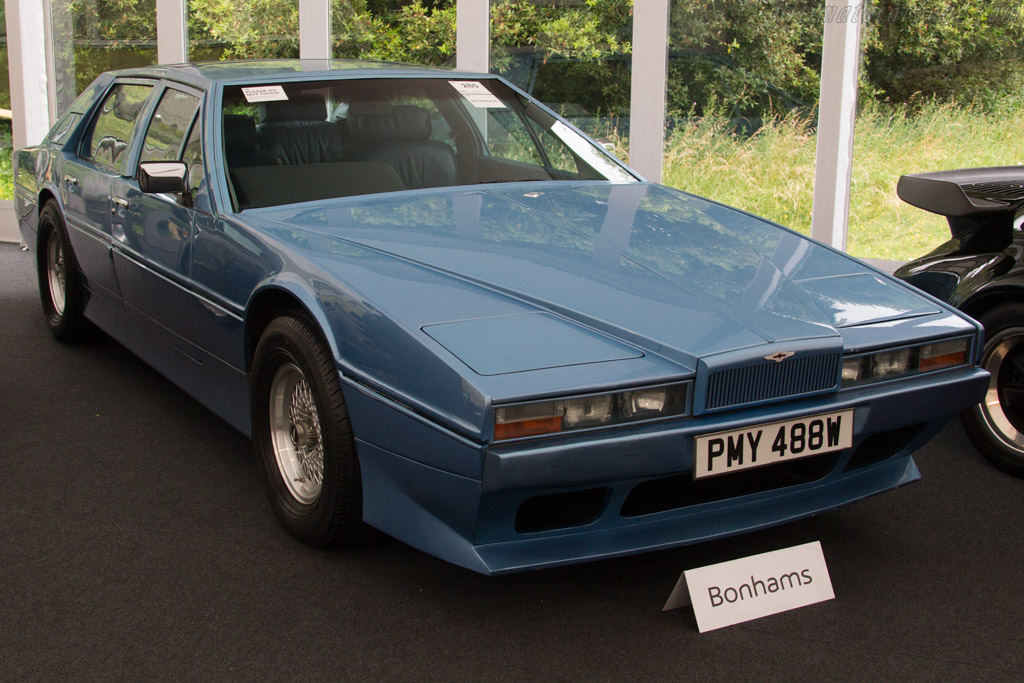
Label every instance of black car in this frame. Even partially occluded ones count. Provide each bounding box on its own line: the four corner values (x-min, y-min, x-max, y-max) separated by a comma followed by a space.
896, 167, 1024, 476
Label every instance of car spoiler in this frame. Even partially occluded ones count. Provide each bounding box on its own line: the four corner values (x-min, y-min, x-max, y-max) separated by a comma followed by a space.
897, 167, 1024, 242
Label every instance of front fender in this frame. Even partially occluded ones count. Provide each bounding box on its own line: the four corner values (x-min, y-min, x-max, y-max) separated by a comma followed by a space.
244, 276, 343, 370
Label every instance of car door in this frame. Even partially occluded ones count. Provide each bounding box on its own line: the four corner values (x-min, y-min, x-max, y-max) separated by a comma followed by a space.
63, 80, 156, 303
111, 83, 203, 345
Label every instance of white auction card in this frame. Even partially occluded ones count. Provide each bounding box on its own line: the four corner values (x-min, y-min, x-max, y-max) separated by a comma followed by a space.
665, 541, 835, 633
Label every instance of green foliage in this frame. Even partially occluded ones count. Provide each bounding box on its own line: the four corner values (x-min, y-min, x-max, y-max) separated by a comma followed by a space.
667, 1, 824, 114
332, 1, 457, 63
862, 0, 1024, 110
189, 0, 299, 58
328, 0, 630, 68
66, 0, 156, 43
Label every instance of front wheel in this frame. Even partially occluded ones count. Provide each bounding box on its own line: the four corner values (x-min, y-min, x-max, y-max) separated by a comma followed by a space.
962, 303, 1024, 477
251, 313, 362, 546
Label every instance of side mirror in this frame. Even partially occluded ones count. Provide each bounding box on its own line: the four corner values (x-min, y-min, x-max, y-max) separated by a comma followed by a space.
139, 161, 188, 195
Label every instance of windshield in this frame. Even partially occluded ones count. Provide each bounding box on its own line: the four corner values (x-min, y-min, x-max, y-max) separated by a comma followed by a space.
221, 76, 636, 210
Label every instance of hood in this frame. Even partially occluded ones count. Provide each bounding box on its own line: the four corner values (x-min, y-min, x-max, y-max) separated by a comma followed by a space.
249, 182, 938, 367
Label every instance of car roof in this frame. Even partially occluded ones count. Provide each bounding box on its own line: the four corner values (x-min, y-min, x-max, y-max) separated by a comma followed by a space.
108, 59, 484, 89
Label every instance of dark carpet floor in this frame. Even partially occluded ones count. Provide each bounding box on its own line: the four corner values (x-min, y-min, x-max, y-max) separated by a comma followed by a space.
1, 242, 1023, 680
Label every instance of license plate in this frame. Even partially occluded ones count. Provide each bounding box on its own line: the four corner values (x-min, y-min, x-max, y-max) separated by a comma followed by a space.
693, 409, 854, 479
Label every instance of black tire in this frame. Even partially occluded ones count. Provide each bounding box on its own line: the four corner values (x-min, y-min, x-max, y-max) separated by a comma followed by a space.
37, 201, 86, 341
962, 302, 1024, 477
251, 313, 362, 547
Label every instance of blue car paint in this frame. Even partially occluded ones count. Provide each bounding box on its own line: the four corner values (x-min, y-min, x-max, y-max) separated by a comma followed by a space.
15, 60, 990, 574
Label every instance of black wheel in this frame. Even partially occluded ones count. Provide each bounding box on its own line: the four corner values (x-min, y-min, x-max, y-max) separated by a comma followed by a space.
251, 313, 362, 546
37, 201, 86, 341
962, 303, 1024, 477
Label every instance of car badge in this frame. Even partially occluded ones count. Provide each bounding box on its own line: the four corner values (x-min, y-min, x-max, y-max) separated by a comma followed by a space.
764, 351, 796, 363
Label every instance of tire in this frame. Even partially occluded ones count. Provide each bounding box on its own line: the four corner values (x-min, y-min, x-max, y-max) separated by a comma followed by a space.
37, 201, 86, 341
962, 302, 1024, 477
251, 313, 362, 546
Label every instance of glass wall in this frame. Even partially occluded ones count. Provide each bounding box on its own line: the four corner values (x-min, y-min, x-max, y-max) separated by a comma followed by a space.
331, 1, 454, 64
848, 2, 1024, 260
490, 0, 632, 150
1, 5, 11, 200
662, 1, 821, 236
188, 0, 300, 60
49, 0, 159, 116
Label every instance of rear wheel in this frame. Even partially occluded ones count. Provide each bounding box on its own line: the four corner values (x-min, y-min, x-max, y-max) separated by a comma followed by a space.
962, 303, 1024, 477
37, 201, 86, 341
251, 313, 362, 546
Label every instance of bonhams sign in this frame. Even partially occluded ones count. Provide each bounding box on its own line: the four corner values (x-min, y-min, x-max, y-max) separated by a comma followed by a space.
664, 541, 835, 632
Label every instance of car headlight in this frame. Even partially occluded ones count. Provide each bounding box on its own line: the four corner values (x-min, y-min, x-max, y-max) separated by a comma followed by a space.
494, 382, 690, 441
841, 337, 971, 388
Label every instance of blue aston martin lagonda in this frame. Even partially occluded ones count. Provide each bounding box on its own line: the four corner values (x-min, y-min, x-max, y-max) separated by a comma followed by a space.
14, 60, 990, 574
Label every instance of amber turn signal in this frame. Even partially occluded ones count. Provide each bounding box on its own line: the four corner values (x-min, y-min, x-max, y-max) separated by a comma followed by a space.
494, 415, 564, 441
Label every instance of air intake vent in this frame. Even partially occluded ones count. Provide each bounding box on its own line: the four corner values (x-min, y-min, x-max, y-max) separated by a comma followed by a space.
962, 181, 1024, 202
705, 352, 840, 411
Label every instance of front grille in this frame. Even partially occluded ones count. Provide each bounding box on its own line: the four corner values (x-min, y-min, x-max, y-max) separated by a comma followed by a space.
705, 352, 840, 410
963, 181, 1024, 202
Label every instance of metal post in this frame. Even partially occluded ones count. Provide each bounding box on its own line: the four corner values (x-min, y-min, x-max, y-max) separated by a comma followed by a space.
628, 0, 670, 183
299, 0, 332, 60
4, 0, 53, 242
810, 2, 865, 251
156, 0, 188, 64
456, 0, 489, 73
5, 0, 52, 149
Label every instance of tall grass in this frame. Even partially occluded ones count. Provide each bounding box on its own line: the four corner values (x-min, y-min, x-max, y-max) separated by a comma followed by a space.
658, 102, 1024, 260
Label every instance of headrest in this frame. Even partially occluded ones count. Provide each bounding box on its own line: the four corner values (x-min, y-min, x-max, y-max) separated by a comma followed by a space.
261, 93, 326, 122
223, 114, 256, 148
347, 104, 432, 142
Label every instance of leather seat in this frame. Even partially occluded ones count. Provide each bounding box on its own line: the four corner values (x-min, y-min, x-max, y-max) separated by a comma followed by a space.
339, 104, 458, 190
223, 115, 280, 167
256, 94, 348, 165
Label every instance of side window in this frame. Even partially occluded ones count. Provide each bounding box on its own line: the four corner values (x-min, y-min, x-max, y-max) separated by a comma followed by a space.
82, 83, 154, 174
140, 88, 200, 163
181, 119, 205, 198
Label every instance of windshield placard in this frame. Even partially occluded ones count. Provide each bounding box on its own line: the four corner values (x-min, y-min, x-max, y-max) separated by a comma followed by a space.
241, 85, 289, 103
449, 81, 506, 109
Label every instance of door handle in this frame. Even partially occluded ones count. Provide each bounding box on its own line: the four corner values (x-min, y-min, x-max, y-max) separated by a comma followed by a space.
110, 196, 129, 214
63, 174, 78, 186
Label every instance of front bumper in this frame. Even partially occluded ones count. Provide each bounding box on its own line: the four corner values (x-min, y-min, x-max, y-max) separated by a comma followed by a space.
344, 366, 988, 575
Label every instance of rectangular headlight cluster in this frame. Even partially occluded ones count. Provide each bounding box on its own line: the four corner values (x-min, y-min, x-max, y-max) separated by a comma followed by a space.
494, 382, 689, 441
841, 337, 971, 388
